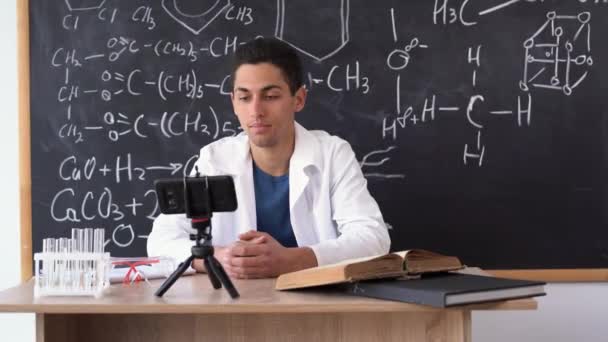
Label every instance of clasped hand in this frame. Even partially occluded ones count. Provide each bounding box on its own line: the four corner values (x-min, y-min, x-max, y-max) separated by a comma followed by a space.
210, 230, 316, 279
217, 230, 283, 279
193, 230, 317, 278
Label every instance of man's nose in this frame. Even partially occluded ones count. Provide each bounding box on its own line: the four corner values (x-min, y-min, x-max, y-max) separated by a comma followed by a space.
250, 97, 264, 117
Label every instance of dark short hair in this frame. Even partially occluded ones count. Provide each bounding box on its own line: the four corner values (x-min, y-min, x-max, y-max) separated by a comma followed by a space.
231, 37, 304, 95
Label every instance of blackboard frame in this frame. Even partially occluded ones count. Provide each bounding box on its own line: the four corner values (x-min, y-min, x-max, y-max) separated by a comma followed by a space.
19, 0, 33, 282
16, 0, 608, 282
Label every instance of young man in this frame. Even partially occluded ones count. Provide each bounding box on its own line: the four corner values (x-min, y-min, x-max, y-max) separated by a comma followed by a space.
148, 38, 390, 279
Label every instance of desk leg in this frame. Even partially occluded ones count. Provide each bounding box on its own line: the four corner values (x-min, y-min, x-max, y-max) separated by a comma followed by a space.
36, 313, 76, 342
35, 314, 44, 342
36, 311, 472, 342
443, 310, 472, 342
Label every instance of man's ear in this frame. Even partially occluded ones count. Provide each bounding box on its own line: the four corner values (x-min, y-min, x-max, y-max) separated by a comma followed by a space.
294, 86, 307, 112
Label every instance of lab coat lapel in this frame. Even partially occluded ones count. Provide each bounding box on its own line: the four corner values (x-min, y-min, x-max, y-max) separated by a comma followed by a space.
212, 135, 257, 236
234, 156, 257, 235
289, 123, 321, 247
290, 167, 317, 247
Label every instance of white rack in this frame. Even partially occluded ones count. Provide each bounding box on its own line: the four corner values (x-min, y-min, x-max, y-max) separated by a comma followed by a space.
34, 252, 111, 298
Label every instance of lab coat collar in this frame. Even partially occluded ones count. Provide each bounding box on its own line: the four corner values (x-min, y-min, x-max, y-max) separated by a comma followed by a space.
289, 122, 323, 211
212, 121, 322, 176
291, 122, 323, 175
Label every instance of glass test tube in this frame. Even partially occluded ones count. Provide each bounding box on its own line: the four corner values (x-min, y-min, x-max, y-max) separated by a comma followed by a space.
70, 237, 77, 290
58, 238, 68, 289
94, 228, 105, 254
72, 229, 84, 290
42, 238, 53, 289
84, 228, 93, 253
93, 228, 105, 288
84, 228, 94, 289
51, 238, 59, 288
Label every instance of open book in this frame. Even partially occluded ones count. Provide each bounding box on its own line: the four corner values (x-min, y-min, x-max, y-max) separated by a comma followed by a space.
275, 249, 464, 290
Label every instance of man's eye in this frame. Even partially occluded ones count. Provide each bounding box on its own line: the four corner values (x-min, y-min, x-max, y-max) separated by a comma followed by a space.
265, 95, 279, 100
238, 97, 250, 101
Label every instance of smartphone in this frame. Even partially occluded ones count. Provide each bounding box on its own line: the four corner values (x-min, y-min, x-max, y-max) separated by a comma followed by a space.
154, 176, 237, 217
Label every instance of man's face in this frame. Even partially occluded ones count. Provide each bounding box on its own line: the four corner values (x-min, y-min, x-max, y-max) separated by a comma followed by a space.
231, 63, 306, 149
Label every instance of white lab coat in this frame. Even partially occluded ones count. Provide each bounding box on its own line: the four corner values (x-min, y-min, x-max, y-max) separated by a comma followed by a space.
147, 122, 390, 266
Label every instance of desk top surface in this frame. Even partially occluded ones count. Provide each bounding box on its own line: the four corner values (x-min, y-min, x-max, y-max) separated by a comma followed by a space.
0, 275, 537, 314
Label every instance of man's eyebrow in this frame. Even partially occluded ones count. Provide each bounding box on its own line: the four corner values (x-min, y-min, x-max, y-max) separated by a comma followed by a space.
234, 84, 284, 93
261, 85, 282, 92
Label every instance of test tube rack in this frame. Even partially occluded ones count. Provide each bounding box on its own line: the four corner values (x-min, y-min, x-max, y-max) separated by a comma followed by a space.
34, 252, 111, 298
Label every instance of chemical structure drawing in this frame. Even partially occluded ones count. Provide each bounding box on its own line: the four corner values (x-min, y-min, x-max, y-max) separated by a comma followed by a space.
162, 0, 231, 35
520, 11, 593, 95
64, 0, 106, 11
275, 0, 350, 62
386, 8, 429, 123
359, 146, 405, 179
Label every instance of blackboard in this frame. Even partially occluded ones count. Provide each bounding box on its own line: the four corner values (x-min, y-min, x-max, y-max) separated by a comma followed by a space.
26, 0, 608, 275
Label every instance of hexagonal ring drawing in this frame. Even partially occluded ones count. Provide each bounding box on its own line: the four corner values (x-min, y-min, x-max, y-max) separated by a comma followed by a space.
162, 0, 231, 35
64, 0, 106, 11
275, 0, 350, 62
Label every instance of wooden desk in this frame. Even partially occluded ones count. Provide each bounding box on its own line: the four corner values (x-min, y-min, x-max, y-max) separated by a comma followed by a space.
0, 275, 536, 342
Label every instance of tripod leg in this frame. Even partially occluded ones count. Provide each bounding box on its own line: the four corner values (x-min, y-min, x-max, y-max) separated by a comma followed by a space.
203, 258, 222, 289
207, 256, 239, 298
155, 255, 195, 297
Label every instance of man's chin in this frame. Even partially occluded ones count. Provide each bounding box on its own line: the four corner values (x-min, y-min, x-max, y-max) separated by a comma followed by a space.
249, 136, 277, 149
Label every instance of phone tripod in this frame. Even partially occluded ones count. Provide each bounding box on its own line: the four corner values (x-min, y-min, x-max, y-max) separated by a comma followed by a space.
154, 217, 239, 298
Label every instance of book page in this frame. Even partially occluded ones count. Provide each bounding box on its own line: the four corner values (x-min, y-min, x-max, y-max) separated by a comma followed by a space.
394, 249, 444, 260
310, 252, 402, 271
392, 249, 464, 273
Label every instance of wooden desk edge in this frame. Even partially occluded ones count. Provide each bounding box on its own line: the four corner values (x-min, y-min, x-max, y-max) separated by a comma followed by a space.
0, 299, 536, 314
0, 279, 537, 314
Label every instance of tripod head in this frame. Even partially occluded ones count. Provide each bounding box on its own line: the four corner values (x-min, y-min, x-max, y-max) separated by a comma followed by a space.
189, 217, 215, 260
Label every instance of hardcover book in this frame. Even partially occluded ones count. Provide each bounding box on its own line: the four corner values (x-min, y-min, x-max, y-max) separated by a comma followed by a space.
275, 249, 463, 290
343, 273, 546, 307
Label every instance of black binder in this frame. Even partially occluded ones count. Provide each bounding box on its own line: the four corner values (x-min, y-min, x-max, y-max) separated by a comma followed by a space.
344, 273, 546, 308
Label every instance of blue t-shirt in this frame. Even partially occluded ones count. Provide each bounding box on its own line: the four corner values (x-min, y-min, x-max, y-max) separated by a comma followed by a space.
253, 163, 298, 248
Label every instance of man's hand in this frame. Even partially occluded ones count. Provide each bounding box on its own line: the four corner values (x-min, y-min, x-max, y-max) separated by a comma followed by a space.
220, 230, 317, 279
